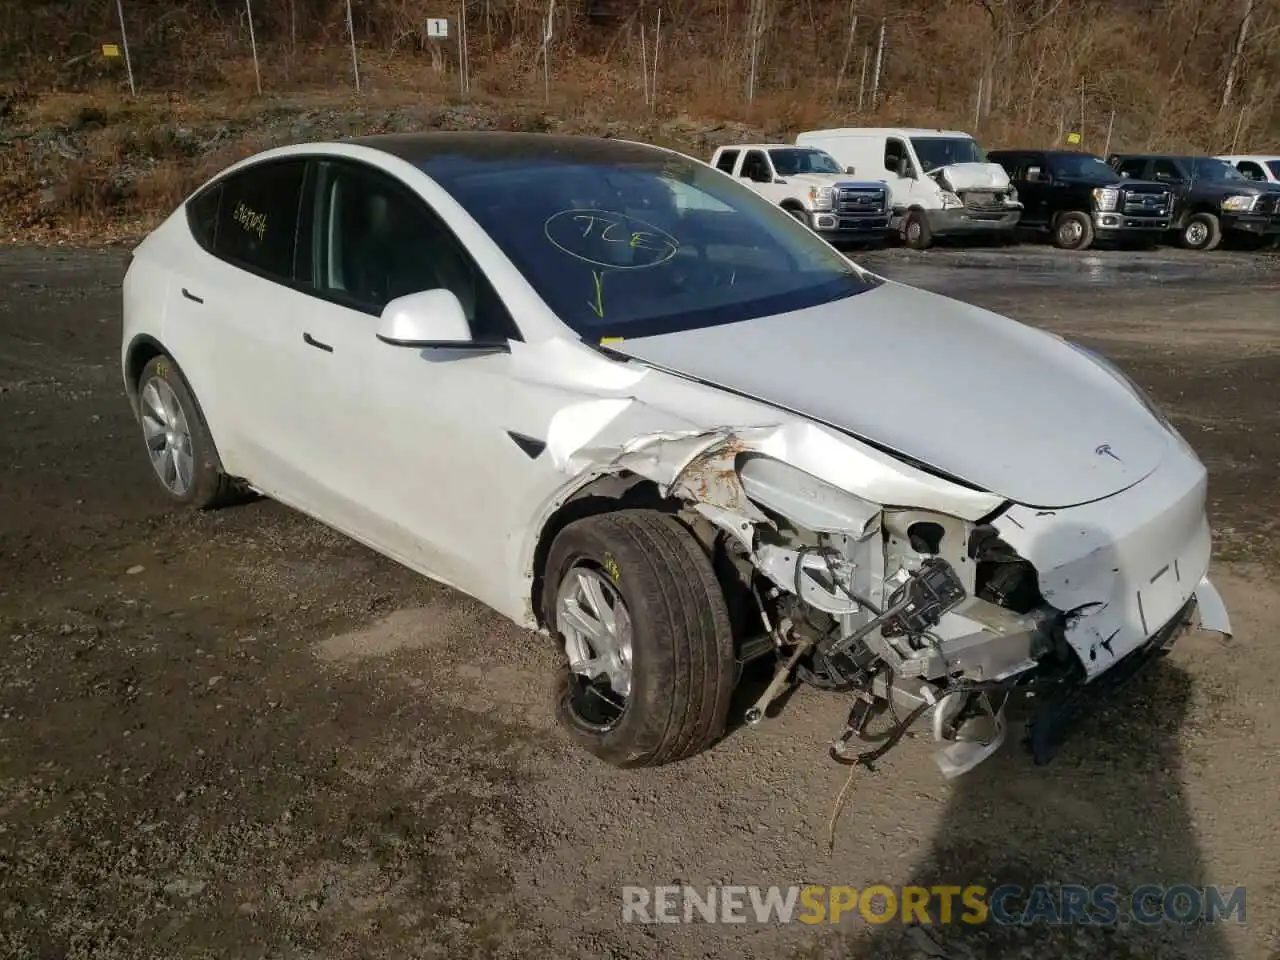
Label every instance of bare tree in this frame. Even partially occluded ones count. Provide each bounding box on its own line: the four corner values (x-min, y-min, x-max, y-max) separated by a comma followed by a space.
1221, 0, 1257, 111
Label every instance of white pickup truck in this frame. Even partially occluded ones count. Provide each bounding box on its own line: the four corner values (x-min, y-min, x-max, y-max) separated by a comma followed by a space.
708, 143, 892, 243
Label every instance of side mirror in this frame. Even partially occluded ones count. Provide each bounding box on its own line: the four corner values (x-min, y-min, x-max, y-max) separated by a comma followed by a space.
845, 165, 856, 175
773, 177, 788, 184
376, 288, 473, 348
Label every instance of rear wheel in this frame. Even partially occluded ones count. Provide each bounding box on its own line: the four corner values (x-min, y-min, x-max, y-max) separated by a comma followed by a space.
136, 354, 236, 509
543, 510, 735, 768
902, 210, 933, 250
1053, 211, 1095, 251
1178, 212, 1222, 251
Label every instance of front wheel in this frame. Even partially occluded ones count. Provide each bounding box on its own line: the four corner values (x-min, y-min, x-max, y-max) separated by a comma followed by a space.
1053, 211, 1095, 251
543, 510, 735, 768
784, 205, 812, 230
902, 210, 933, 250
1178, 212, 1222, 251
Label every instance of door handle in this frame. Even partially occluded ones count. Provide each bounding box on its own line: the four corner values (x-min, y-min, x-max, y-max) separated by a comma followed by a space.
181, 287, 204, 304
303, 332, 333, 353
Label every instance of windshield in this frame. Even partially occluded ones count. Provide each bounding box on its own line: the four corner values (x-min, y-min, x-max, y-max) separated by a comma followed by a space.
910, 137, 984, 172
769, 148, 843, 176
1193, 158, 1247, 181
1050, 153, 1117, 179
417, 151, 879, 339
1269, 160, 1280, 179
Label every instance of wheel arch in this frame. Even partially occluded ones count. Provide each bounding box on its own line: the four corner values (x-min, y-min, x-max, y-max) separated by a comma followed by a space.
528, 473, 677, 630
779, 198, 806, 212
124, 334, 228, 476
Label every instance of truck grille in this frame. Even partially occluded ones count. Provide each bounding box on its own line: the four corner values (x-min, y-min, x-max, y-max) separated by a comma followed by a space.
1253, 194, 1278, 215
960, 190, 1008, 212
834, 185, 887, 215
1121, 188, 1170, 216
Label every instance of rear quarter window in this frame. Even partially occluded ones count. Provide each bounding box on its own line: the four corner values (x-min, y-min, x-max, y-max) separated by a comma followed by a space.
185, 183, 222, 251
205, 158, 309, 282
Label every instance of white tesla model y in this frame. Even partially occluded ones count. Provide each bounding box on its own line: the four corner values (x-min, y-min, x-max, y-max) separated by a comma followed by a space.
121, 132, 1231, 777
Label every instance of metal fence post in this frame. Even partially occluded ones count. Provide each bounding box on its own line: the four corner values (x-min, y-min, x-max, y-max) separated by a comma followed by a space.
114, 0, 136, 95
346, 0, 362, 93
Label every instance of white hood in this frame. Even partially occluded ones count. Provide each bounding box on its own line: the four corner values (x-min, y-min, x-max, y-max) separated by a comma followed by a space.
787, 172, 882, 187
930, 162, 1011, 192
607, 281, 1170, 509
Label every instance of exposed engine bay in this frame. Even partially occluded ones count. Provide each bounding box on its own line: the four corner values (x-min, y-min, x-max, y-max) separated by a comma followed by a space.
710, 446, 1228, 778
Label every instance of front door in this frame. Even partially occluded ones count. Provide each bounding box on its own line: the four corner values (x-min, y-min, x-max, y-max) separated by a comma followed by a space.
295, 157, 540, 596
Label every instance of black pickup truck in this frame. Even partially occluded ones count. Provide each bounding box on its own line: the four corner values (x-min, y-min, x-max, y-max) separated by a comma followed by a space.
987, 149, 1171, 250
1108, 153, 1280, 250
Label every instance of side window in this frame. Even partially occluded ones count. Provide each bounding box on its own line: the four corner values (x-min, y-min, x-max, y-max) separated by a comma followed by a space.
1116, 158, 1147, 179
211, 159, 308, 281
310, 161, 519, 342
740, 150, 770, 182
715, 149, 740, 174
884, 138, 910, 176
1237, 161, 1265, 181
1152, 159, 1183, 182
186, 182, 223, 251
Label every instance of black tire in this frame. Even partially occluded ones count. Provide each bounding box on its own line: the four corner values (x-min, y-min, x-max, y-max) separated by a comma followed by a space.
543, 510, 735, 768
902, 209, 933, 250
1052, 210, 1095, 251
136, 354, 236, 509
783, 205, 811, 229
1178, 212, 1222, 251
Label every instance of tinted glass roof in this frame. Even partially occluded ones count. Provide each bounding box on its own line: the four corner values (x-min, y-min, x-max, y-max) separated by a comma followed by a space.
347, 131, 674, 167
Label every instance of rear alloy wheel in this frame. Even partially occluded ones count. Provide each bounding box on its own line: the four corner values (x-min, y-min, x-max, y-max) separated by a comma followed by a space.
1178, 212, 1222, 251
136, 354, 236, 509
902, 210, 933, 250
544, 510, 735, 768
1053, 210, 1095, 251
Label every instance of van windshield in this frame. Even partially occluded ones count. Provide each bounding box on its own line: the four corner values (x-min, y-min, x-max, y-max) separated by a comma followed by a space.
910, 137, 985, 172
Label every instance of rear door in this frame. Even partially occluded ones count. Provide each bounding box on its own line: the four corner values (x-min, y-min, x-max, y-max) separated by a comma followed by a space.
176, 156, 323, 502
713, 149, 740, 175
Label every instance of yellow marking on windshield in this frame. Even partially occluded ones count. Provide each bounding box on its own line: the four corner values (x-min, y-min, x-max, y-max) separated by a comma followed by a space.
600, 336, 624, 344
589, 270, 606, 319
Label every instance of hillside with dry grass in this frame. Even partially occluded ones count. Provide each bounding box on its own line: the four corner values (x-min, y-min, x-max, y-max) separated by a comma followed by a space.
2, 0, 1278, 241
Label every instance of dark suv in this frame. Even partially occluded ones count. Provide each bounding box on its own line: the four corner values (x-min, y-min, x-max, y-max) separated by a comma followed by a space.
988, 149, 1171, 250
1108, 153, 1280, 250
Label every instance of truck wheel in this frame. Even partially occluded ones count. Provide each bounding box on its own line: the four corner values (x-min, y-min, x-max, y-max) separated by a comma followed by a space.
902, 210, 933, 250
543, 510, 736, 769
1178, 213, 1222, 251
1053, 211, 1095, 251
783, 205, 812, 229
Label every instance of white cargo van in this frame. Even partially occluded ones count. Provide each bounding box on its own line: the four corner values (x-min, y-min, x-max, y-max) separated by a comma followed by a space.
795, 127, 1024, 249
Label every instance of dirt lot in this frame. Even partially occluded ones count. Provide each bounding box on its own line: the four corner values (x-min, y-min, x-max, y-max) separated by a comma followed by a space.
2, 243, 1279, 960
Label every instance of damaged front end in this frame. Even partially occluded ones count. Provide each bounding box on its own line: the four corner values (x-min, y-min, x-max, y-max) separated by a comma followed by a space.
554, 417, 1231, 778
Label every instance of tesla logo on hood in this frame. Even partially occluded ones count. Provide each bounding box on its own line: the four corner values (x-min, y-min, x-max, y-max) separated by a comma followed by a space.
1095, 443, 1122, 462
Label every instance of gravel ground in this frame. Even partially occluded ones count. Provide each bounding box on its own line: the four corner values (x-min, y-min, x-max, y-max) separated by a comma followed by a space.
1, 243, 1278, 960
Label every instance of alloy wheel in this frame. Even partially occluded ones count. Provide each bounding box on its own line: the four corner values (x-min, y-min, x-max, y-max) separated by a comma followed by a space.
140, 377, 195, 496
